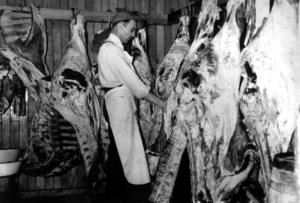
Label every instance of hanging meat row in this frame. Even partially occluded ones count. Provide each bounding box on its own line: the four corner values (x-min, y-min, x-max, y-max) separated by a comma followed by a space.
149, 0, 299, 202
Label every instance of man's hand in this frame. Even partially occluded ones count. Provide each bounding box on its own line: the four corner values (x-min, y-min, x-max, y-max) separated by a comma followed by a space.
143, 92, 167, 110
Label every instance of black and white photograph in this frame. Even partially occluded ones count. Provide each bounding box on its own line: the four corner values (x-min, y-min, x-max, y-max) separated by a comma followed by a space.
0, 0, 299, 202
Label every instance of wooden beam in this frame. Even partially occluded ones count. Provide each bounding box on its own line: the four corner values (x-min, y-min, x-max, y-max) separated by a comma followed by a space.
0, 5, 169, 25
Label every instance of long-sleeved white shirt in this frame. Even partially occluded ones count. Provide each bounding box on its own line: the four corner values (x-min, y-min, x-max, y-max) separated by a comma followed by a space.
97, 33, 150, 99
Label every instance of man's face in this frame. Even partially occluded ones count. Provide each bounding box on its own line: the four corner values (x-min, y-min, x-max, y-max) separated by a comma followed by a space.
119, 20, 136, 43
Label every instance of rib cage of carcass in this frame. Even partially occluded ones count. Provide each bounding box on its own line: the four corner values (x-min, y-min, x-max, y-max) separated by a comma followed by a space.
153, 0, 263, 202
0, 5, 104, 181
239, 0, 300, 200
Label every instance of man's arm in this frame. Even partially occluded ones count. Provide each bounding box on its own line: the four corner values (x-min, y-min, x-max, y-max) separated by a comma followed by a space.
142, 92, 167, 110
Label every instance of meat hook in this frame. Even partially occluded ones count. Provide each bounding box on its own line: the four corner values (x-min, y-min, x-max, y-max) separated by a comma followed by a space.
71, 7, 80, 25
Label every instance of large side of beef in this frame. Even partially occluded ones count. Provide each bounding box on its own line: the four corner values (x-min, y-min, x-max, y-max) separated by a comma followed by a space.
154, 0, 263, 202
51, 15, 102, 180
0, 5, 49, 115
239, 0, 300, 200
131, 28, 156, 149
149, 15, 191, 203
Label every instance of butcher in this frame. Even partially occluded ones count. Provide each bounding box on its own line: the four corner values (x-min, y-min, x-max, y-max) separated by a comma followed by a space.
97, 11, 166, 202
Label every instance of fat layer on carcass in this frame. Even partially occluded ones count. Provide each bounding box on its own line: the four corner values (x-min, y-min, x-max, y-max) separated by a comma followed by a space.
239, 0, 300, 198
159, 0, 261, 202
51, 15, 102, 179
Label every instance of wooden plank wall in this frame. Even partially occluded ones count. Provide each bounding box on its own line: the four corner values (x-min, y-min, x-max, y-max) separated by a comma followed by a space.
0, 0, 190, 197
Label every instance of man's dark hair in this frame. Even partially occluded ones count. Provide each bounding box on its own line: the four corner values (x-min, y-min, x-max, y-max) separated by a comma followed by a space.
110, 19, 130, 29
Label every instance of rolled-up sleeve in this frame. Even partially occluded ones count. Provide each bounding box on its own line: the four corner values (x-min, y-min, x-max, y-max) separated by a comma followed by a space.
102, 45, 150, 98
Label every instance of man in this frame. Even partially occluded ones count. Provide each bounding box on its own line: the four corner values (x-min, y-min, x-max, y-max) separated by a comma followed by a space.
97, 11, 166, 203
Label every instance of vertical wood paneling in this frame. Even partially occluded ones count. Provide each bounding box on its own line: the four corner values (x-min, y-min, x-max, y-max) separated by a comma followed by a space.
0, 177, 9, 193
0, 93, 11, 194
93, 0, 101, 11
69, 0, 77, 8
2, 110, 11, 149
148, 0, 157, 70
164, 0, 172, 55
101, 0, 109, 13
5, 0, 17, 6
133, 0, 140, 12
0, 113, 2, 148
156, 0, 164, 66
0, 0, 6, 6
178, 0, 187, 9
85, 0, 94, 10
141, 0, 149, 14
100, 0, 109, 33
110, 0, 118, 11
125, 0, 133, 11
171, 0, 180, 41
19, 103, 28, 191
117, 0, 126, 9
11, 113, 20, 149
86, 0, 95, 64
77, 0, 85, 10
92, 1, 102, 67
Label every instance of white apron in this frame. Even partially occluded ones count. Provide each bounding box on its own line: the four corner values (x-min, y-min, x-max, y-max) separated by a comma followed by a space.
104, 85, 150, 185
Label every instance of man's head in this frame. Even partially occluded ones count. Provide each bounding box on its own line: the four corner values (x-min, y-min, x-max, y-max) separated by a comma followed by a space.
112, 19, 136, 43
110, 11, 144, 43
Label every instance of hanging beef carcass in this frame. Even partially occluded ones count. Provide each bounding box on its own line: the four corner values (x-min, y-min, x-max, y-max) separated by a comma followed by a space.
50, 14, 103, 180
0, 6, 48, 76
131, 27, 156, 148
149, 15, 191, 202
239, 0, 300, 200
156, 15, 191, 100
0, 6, 104, 181
148, 15, 191, 156
49, 18, 104, 179
0, 5, 49, 115
152, 0, 262, 202
0, 5, 85, 177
